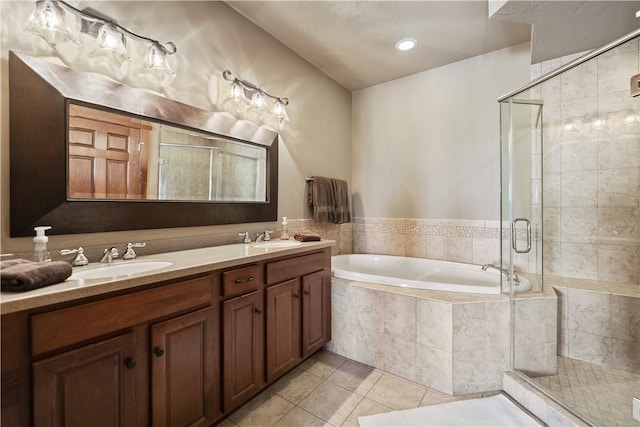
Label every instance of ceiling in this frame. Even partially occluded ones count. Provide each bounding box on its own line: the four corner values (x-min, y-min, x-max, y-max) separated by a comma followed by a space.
226, 1, 640, 91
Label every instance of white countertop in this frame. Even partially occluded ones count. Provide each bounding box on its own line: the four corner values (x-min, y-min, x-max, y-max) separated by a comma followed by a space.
1, 240, 335, 315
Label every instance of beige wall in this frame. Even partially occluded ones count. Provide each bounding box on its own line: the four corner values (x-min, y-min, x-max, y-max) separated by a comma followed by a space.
0, 1, 351, 255
352, 42, 531, 221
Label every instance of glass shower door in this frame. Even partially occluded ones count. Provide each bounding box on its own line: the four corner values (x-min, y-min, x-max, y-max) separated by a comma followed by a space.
500, 96, 544, 371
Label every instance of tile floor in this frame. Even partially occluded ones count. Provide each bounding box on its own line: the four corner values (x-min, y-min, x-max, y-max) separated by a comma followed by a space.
529, 356, 640, 427
218, 350, 507, 427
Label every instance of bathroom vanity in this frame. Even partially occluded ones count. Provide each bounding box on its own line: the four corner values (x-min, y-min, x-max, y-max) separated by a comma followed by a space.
0, 241, 333, 426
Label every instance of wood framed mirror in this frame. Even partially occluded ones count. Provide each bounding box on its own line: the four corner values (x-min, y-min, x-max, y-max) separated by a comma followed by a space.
9, 51, 278, 237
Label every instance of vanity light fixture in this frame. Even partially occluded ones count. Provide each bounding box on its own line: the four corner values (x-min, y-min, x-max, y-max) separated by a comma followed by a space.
25, 0, 177, 78
223, 70, 289, 124
395, 37, 418, 51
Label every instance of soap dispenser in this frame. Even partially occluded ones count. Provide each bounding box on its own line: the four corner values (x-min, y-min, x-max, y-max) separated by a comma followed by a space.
280, 217, 290, 240
33, 226, 52, 262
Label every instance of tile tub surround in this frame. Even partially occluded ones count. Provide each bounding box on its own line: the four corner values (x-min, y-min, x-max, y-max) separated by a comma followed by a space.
353, 218, 501, 267
328, 277, 557, 395
552, 275, 640, 373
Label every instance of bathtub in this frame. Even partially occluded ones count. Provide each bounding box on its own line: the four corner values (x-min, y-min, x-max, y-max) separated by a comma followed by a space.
332, 254, 531, 294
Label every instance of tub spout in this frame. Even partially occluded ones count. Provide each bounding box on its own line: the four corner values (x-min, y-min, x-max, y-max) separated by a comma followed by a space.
481, 263, 520, 286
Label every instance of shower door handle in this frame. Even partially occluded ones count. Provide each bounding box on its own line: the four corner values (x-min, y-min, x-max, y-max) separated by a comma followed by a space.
512, 218, 532, 254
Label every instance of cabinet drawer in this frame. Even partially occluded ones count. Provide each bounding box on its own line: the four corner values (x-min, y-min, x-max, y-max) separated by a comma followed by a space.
31, 275, 214, 356
222, 264, 263, 297
266, 251, 326, 285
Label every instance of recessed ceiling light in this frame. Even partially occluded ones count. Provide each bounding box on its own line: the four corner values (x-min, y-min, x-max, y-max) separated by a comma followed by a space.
395, 37, 417, 51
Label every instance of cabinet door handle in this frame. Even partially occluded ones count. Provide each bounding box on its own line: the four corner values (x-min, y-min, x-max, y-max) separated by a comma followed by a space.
303, 290, 310, 295
153, 347, 165, 357
293, 293, 300, 298
124, 357, 136, 369
254, 307, 263, 315
235, 276, 255, 284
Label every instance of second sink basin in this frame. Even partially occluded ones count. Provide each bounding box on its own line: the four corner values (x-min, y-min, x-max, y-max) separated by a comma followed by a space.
253, 241, 302, 249
69, 260, 174, 280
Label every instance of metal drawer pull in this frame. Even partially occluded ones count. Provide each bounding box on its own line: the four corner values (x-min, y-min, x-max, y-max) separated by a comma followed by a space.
153, 347, 165, 357
235, 276, 255, 284
124, 357, 136, 369
303, 290, 310, 295
254, 307, 263, 314
511, 218, 532, 254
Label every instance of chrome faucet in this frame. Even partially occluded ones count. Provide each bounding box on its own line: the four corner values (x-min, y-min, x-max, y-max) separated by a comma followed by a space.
59, 247, 89, 266
481, 263, 520, 286
256, 230, 273, 242
100, 247, 119, 264
123, 242, 146, 260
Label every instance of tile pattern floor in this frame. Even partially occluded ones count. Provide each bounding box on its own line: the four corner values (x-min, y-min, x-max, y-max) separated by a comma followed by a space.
529, 356, 640, 427
218, 350, 507, 427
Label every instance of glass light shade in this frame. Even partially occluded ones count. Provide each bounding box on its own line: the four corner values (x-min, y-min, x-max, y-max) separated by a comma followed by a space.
89, 24, 129, 67
142, 43, 175, 80
25, 0, 78, 48
229, 81, 245, 101
251, 91, 266, 110
273, 99, 289, 122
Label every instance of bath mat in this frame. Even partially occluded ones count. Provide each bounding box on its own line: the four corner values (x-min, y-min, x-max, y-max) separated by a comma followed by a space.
358, 394, 540, 426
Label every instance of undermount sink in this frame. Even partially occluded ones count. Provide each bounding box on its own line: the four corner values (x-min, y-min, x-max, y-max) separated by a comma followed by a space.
69, 261, 174, 280
253, 241, 302, 249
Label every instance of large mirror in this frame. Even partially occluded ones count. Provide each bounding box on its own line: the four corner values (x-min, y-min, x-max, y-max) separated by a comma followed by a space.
9, 51, 278, 237
67, 104, 267, 202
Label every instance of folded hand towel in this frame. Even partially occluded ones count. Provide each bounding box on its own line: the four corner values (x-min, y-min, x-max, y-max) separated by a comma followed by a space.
1, 259, 72, 292
294, 230, 322, 242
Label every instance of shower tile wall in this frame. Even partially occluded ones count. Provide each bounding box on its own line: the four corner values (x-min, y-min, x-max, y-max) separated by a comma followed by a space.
533, 39, 640, 286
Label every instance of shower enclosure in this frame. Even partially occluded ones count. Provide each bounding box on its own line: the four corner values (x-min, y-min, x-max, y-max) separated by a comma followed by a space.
500, 29, 640, 426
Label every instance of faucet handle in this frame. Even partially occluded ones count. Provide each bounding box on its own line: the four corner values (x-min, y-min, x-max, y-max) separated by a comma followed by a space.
123, 242, 145, 260
239, 232, 251, 244
59, 247, 89, 266
264, 230, 273, 241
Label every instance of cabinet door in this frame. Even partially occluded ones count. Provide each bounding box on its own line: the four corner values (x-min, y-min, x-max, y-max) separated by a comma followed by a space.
223, 290, 265, 412
302, 271, 331, 358
33, 332, 138, 427
151, 307, 219, 427
266, 279, 301, 382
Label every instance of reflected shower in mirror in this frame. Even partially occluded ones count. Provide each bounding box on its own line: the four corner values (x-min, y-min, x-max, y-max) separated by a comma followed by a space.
67, 103, 267, 202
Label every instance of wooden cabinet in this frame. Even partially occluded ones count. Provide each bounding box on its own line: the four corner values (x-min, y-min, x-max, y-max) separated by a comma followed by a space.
302, 270, 331, 357
151, 307, 220, 427
265, 249, 332, 376
1, 246, 332, 427
32, 332, 139, 427
28, 275, 218, 427
222, 290, 265, 412
266, 279, 301, 382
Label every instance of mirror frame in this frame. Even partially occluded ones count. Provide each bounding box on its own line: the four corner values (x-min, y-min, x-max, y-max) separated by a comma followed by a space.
9, 51, 278, 237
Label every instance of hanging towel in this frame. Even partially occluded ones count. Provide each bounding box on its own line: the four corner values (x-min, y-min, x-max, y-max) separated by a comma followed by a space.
1, 259, 72, 292
332, 178, 351, 224
308, 176, 336, 223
